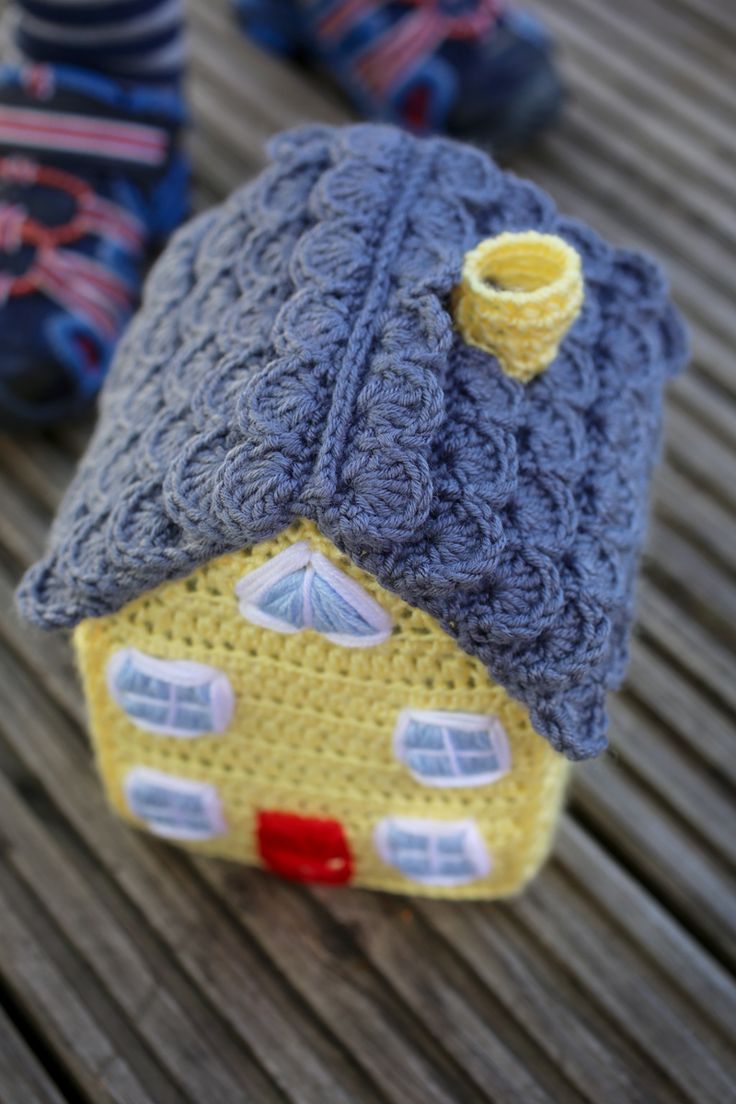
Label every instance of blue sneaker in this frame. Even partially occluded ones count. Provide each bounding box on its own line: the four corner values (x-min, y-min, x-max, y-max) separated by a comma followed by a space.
236, 0, 563, 146
0, 63, 188, 429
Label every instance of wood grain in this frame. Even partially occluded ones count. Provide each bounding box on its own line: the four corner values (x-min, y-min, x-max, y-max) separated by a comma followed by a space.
0, 0, 734, 1099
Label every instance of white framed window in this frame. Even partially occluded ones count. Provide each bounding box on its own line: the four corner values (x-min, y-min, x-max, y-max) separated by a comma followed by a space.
124, 767, 226, 840
235, 541, 393, 648
374, 816, 491, 886
394, 709, 511, 788
107, 648, 234, 737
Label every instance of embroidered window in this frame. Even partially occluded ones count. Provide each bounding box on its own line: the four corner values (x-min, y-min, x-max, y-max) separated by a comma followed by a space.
394, 710, 511, 788
107, 649, 234, 737
374, 817, 491, 886
124, 767, 226, 840
235, 541, 393, 647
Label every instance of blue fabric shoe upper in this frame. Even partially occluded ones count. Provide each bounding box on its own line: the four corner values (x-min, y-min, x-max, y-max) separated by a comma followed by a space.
0, 63, 187, 426
238, 0, 562, 144
16, 124, 688, 759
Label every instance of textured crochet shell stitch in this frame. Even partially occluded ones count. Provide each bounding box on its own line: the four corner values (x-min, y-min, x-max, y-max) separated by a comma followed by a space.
17, 124, 688, 760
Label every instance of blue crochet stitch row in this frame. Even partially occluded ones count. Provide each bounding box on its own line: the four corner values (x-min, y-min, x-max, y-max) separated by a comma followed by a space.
16, 124, 688, 759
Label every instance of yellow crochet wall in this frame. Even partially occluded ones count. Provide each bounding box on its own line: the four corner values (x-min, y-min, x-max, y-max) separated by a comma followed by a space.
74, 518, 569, 899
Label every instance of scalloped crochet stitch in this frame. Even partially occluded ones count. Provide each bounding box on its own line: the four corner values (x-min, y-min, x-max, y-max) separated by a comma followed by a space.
16, 123, 688, 760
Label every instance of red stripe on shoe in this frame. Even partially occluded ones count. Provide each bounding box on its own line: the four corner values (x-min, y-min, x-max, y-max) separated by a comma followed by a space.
80, 193, 145, 248
354, 1, 502, 97
356, 11, 443, 95
36, 248, 133, 336
0, 105, 167, 165
318, 0, 375, 39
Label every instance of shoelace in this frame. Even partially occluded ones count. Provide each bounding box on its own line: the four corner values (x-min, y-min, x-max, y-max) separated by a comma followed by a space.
318, 0, 503, 97
0, 155, 142, 335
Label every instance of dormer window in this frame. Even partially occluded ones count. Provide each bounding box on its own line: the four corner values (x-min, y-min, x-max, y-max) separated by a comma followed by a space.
394, 710, 511, 787
236, 542, 393, 647
108, 649, 234, 737
374, 816, 491, 886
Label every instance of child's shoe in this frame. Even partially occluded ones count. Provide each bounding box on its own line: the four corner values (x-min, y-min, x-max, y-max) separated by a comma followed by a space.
0, 64, 187, 429
237, 0, 563, 147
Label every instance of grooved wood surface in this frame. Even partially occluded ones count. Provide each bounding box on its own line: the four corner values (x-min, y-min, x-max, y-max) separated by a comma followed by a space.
0, 0, 734, 1099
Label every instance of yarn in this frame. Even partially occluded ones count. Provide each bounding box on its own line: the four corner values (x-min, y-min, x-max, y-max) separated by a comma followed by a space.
17, 123, 688, 760
73, 518, 571, 898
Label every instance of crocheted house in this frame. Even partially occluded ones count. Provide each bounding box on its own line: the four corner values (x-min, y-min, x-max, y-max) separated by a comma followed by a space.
17, 125, 687, 898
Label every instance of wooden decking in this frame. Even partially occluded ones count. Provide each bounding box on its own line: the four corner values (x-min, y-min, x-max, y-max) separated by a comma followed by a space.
1, 0, 735, 1100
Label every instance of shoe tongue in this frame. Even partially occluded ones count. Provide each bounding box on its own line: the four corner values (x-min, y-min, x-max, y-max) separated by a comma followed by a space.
0, 63, 182, 179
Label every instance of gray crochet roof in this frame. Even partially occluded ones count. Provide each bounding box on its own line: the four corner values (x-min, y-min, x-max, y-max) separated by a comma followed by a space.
17, 124, 688, 759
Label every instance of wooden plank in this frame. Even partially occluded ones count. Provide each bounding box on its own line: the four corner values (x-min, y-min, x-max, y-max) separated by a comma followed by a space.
0, 435, 76, 513
625, 636, 736, 787
0, 862, 182, 1104
0, 1003, 67, 1104
559, 101, 736, 247
187, 0, 347, 128
518, 45, 734, 200
189, 79, 271, 179
685, 330, 736, 405
0, 467, 50, 571
520, 129, 736, 304
660, 0, 736, 42
636, 581, 736, 715
49, 419, 97, 462
419, 817, 736, 1104
0, 739, 285, 1104
529, 0, 735, 160
671, 373, 736, 457
189, 129, 249, 199
653, 466, 736, 579
543, 0, 736, 116
0, 626, 387, 1104
663, 406, 736, 513
646, 523, 736, 646
573, 754, 736, 969
636, 0, 736, 68
556, 819, 736, 1038
513, 861, 736, 1104
418, 893, 682, 1104
317, 883, 675, 1104
607, 694, 735, 867
196, 863, 502, 1104
315, 897, 588, 1104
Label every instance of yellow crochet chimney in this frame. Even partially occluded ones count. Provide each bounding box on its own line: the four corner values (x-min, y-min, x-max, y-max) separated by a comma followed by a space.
453, 231, 584, 381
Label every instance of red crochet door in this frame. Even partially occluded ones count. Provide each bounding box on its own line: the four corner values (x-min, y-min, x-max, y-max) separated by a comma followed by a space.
256, 811, 354, 885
